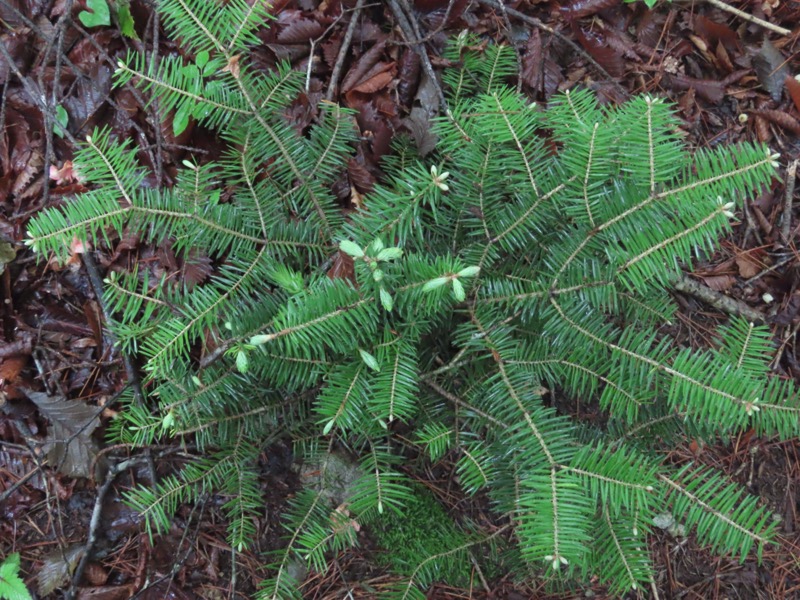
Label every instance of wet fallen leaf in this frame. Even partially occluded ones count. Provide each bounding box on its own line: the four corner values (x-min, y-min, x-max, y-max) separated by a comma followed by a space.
752, 39, 790, 102
38, 544, 84, 596
22, 389, 101, 479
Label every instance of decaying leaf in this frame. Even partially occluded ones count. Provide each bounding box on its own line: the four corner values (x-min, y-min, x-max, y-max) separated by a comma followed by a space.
752, 39, 790, 102
560, 0, 620, 20
22, 388, 101, 479
572, 26, 625, 78
0, 240, 15, 275
402, 72, 439, 156
37, 544, 84, 596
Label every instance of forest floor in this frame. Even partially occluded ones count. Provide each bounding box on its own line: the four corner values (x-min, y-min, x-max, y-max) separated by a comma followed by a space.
1, 0, 800, 598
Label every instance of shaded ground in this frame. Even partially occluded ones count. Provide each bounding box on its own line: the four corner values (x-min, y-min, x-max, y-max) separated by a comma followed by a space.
1, 0, 799, 597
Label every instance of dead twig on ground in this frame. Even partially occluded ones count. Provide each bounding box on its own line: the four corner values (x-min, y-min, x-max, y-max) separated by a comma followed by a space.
781, 160, 798, 245
66, 456, 150, 600
326, 0, 366, 102
0, 466, 40, 505
477, 0, 628, 97
82, 252, 157, 486
671, 272, 765, 323
703, 0, 791, 36
480, 0, 524, 93
388, 0, 472, 141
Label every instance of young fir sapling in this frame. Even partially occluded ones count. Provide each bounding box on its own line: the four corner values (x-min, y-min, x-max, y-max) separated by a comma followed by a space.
25, 3, 796, 597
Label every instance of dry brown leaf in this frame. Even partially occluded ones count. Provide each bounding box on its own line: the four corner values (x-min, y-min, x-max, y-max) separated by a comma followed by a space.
49, 160, 81, 185
349, 67, 395, 95
222, 54, 241, 78
784, 75, 800, 113
735, 252, 764, 278
698, 274, 736, 291
277, 17, 324, 44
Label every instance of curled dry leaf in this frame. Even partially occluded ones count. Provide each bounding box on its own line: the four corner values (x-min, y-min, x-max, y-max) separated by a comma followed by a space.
698, 274, 736, 292
49, 160, 81, 185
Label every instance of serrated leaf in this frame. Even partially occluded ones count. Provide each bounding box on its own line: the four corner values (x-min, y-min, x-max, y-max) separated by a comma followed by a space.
37, 545, 83, 597
22, 389, 100, 479
0, 553, 32, 600
117, 3, 138, 38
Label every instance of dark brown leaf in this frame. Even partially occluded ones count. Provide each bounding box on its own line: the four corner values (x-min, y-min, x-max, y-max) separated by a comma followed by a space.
573, 26, 625, 78
752, 39, 790, 102
347, 157, 376, 194
754, 114, 771, 143
715, 42, 734, 73
22, 389, 101, 479
321, 36, 342, 69
694, 15, 740, 51
180, 250, 213, 289
397, 48, 421, 107
277, 17, 325, 44
521, 29, 564, 98
561, 0, 620, 20
341, 39, 387, 93
663, 73, 724, 104
635, 10, 667, 48
327, 250, 355, 284
347, 63, 395, 95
